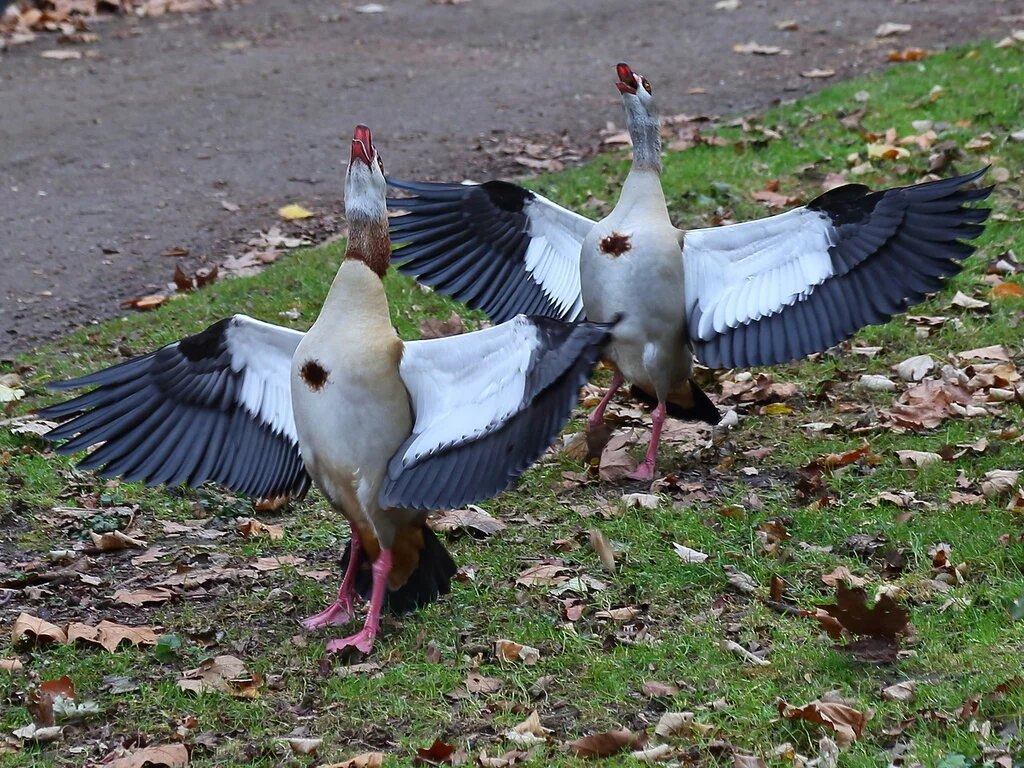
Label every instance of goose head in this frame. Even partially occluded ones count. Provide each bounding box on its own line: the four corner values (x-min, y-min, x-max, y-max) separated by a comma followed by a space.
344, 124, 391, 276
345, 124, 388, 224
615, 62, 658, 122
615, 63, 661, 171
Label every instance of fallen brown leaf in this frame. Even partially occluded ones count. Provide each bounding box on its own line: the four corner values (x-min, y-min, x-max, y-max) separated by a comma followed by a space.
419, 311, 466, 339
494, 639, 540, 665
570, 728, 644, 759
466, 670, 503, 694
322, 753, 385, 768
235, 517, 283, 540
588, 528, 616, 573
777, 698, 872, 747
428, 506, 506, 537
11, 614, 67, 645
90, 530, 147, 551
67, 621, 160, 653
107, 744, 189, 768
414, 738, 457, 766
815, 582, 909, 638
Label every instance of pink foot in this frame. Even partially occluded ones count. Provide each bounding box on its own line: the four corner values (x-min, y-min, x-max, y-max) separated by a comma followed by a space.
626, 462, 656, 482
304, 535, 363, 630
302, 597, 356, 630
325, 628, 375, 655
322, 548, 392, 657
624, 401, 666, 483
587, 372, 625, 431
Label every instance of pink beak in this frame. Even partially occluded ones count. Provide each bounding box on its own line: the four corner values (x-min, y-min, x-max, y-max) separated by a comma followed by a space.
351, 124, 373, 166
616, 62, 637, 95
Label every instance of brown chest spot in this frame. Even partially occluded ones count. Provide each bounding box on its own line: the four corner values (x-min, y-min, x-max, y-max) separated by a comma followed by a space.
300, 359, 329, 391
599, 231, 632, 257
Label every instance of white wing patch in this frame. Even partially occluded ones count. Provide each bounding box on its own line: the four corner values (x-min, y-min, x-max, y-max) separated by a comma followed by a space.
683, 207, 836, 339
225, 315, 304, 442
398, 317, 538, 466
523, 196, 593, 320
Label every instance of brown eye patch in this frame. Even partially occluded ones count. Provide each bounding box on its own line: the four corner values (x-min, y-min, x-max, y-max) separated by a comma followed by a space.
641, 77, 652, 94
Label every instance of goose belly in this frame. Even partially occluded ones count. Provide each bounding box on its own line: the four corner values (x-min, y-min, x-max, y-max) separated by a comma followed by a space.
580, 227, 690, 396
290, 333, 411, 539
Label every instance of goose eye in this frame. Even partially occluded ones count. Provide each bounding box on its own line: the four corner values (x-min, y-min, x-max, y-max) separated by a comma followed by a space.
377, 156, 385, 175
641, 77, 652, 94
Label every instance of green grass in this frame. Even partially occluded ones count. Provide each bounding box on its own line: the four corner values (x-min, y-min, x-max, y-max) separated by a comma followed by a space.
2, 41, 1023, 767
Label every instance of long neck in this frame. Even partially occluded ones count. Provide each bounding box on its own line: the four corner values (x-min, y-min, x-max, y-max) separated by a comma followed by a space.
345, 217, 391, 278
627, 111, 662, 173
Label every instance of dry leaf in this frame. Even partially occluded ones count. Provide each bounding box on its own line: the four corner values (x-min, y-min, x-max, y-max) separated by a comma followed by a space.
882, 681, 916, 702
235, 518, 283, 540
821, 567, 866, 588
642, 681, 680, 697
993, 281, 1024, 299
516, 562, 570, 587
323, 753, 385, 768
495, 639, 540, 665
277, 204, 313, 220
622, 493, 659, 509
428, 506, 505, 537
112, 587, 175, 606
284, 737, 323, 756
588, 528, 616, 573
570, 728, 643, 758
721, 639, 770, 666
504, 710, 551, 747
68, 621, 160, 653
107, 744, 189, 768
777, 699, 872, 747
980, 469, 1020, 498
595, 606, 641, 622
672, 543, 709, 563
888, 47, 929, 62
40, 49, 82, 59
120, 294, 168, 311
815, 582, 909, 637
419, 311, 467, 339
1, 658, 25, 673
875, 22, 911, 37
896, 450, 942, 468
654, 711, 713, 739
90, 530, 147, 551
413, 738, 455, 766
800, 68, 835, 79
733, 41, 788, 55
12, 614, 68, 645
466, 671, 503, 694
957, 345, 1010, 363
178, 655, 260, 697
895, 354, 936, 382
858, 374, 897, 392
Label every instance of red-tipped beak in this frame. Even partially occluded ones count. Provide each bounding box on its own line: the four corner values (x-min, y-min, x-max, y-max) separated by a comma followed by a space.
616, 62, 637, 95
351, 124, 373, 166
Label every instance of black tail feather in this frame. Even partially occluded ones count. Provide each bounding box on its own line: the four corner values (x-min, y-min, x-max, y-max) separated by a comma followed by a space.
630, 380, 721, 425
339, 525, 457, 615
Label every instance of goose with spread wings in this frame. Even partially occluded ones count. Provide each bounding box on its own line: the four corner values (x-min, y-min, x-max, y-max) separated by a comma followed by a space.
387, 63, 992, 480
40, 125, 615, 654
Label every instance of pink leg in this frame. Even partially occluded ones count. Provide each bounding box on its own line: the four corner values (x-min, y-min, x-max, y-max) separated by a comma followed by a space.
627, 402, 666, 481
325, 548, 392, 654
302, 536, 362, 629
587, 372, 625, 431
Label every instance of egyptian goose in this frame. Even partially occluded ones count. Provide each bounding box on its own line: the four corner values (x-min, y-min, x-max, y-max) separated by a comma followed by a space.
386, 63, 992, 480
40, 125, 615, 654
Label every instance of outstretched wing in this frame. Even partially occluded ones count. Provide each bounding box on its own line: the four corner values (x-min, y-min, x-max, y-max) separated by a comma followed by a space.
388, 178, 592, 322
381, 315, 614, 510
683, 168, 992, 368
39, 315, 310, 499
